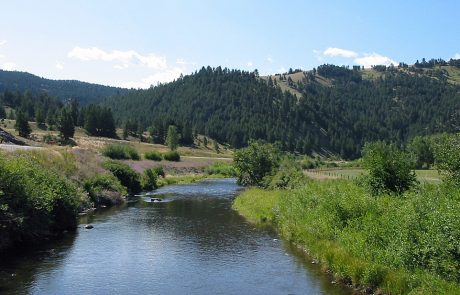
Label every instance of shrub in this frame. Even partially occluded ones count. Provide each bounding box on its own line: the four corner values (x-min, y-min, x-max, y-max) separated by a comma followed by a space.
0, 153, 83, 250
83, 174, 127, 206
141, 167, 165, 191
205, 161, 237, 177
101, 144, 140, 160
163, 150, 180, 161
145, 150, 162, 161
431, 133, 460, 185
234, 140, 281, 186
103, 160, 141, 194
265, 157, 307, 189
361, 141, 417, 195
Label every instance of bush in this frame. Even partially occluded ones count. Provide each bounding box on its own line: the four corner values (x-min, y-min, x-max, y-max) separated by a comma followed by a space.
205, 161, 237, 177
163, 150, 180, 161
145, 150, 162, 161
234, 140, 281, 186
103, 160, 141, 194
361, 141, 417, 195
431, 133, 460, 185
0, 153, 83, 250
83, 174, 127, 206
141, 167, 165, 191
265, 157, 307, 189
101, 144, 140, 160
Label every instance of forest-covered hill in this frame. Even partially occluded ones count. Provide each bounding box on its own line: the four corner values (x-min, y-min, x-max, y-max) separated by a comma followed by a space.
0, 70, 128, 104
103, 59, 460, 159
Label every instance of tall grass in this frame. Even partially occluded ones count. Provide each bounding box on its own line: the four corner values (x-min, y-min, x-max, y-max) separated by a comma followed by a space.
233, 181, 460, 294
144, 150, 162, 161
205, 161, 237, 177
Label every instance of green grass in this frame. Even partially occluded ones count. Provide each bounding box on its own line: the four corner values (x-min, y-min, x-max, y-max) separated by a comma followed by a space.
233, 181, 460, 294
101, 144, 140, 160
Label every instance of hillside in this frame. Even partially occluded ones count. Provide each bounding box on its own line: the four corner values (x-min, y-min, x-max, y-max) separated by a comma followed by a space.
103, 60, 460, 159
0, 70, 128, 104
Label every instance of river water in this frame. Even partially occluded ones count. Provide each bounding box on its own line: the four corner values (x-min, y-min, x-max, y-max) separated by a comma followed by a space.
0, 178, 352, 295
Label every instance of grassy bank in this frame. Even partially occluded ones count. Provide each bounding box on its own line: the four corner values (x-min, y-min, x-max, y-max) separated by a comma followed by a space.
233, 181, 460, 294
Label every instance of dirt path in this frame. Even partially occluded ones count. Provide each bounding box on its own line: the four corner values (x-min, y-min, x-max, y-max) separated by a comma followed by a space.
0, 144, 43, 152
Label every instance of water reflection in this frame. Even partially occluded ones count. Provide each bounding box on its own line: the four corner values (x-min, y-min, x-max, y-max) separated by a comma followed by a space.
0, 179, 352, 295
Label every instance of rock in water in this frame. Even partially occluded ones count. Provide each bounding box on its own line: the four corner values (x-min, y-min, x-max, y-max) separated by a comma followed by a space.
85, 224, 94, 229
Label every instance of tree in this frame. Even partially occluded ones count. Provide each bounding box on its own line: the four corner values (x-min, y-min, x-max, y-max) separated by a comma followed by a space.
14, 111, 32, 138
213, 140, 220, 153
234, 140, 281, 186
362, 141, 417, 195
58, 108, 75, 140
431, 133, 460, 185
203, 136, 208, 148
165, 125, 179, 150
407, 136, 434, 169
122, 121, 129, 140
35, 107, 46, 126
0, 106, 6, 119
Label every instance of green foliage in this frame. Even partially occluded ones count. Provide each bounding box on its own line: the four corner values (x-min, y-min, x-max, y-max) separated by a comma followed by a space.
0, 153, 83, 249
101, 144, 140, 160
361, 141, 417, 195
0, 70, 127, 105
14, 111, 31, 138
103, 64, 460, 158
432, 133, 460, 185
144, 150, 162, 161
163, 150, 180, 161
205, 161, 237, 177
265, 157, 307, 189
103, 160, 141, 194
83, 174, 127, 206
141, 167, 165, 191
57, 108, 75, 140
234, 140, 281, 186
0, 106, 6, 119
165, 125, 179, 150
407, 136, 434, 169
82, 104, 116, 138
234, 181, 460, 293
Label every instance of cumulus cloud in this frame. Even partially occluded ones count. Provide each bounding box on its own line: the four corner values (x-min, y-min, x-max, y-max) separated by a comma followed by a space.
454, 53, 460, 59
323, 47, 358, 58
68, 46, 168, 69
246, 61, 253, 67
354, 53, 397, 68
121, 67, 184, 89
267, 57, 273, 64
0, 40, 6, 46
2, 62, 16, 70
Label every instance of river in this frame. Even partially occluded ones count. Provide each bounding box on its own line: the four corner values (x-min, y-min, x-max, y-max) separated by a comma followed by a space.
0, 178, 352, 295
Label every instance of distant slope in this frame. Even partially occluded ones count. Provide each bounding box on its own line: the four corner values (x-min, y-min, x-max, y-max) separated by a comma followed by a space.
0, 70, 128, 104
104, 62, 460, 159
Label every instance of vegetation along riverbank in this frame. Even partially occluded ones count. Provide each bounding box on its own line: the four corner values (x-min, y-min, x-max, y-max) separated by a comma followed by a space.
0, 121, 235, 252
233, 136, 460, 294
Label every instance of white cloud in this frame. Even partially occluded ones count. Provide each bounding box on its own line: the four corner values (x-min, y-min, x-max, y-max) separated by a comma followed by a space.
55, 61, 64, 70
454, 53, 460, 59
247, 61, 253, 67
0, 40, 6, 46
323, 47, 358, 58
0, 54, 4, 59
2, 62, 16, 70
354, 53, 397, 68
267, 57, 273, 64
68, 46, 168, 69
121, 67, 184, 89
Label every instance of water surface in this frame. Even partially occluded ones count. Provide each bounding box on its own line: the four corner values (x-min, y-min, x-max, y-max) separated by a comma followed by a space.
0, 179, 352, 295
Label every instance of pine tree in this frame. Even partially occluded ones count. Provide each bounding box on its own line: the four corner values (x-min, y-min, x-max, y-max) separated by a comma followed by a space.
0, 106, 6, 119
15, 111, 31, 138
58, 108, 75, 140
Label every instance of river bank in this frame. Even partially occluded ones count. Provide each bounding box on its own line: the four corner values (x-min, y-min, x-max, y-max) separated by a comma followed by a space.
0, 145, 233, 253
233, 181, 460, 294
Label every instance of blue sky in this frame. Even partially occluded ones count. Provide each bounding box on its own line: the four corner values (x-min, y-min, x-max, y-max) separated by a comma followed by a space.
0, 0, 459, 88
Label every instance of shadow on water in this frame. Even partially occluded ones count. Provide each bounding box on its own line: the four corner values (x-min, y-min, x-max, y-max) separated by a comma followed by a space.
0, 178, 354, 295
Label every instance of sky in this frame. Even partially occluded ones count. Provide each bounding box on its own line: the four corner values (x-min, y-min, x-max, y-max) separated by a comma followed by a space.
0, 0, 459, 88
